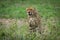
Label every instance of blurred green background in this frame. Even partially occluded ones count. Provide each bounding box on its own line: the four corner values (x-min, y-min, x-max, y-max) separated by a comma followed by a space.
0, 0, 60, 40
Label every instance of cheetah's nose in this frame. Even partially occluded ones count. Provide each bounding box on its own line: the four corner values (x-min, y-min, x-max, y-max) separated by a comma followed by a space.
29, 13, 32, 16
28, 12, 32, 15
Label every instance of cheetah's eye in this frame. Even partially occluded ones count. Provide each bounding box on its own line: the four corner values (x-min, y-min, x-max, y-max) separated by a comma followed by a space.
28, 12, 30, 13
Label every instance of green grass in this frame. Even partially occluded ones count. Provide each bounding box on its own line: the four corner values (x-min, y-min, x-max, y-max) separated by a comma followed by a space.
0, 0, 58, 19
0, 5, 27, 19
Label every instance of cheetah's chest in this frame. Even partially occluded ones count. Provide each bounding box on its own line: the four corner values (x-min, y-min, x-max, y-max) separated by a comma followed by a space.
29, 18, 37, 25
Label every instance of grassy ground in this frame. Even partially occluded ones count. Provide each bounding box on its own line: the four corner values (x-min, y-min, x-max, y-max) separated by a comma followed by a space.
0, 0, 59, 19
0, 0, 60, 40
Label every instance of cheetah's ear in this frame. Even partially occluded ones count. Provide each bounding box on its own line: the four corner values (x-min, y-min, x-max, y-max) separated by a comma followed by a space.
33, 7, 36, 10
26, 7, 36, 11
33, 8, 36, 11
26, 8, 28, 11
